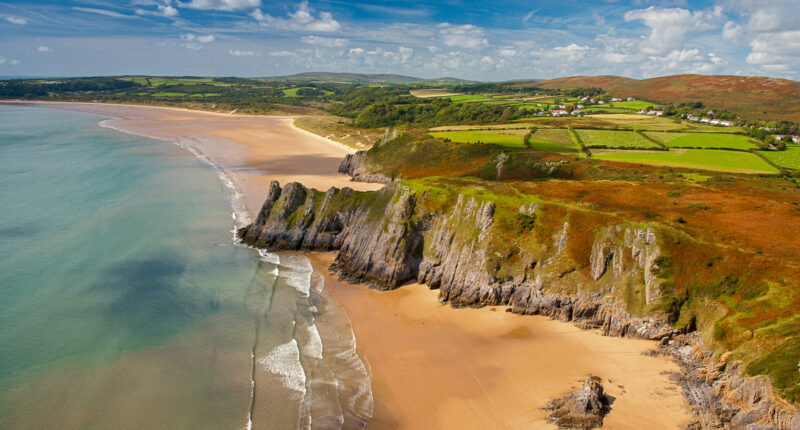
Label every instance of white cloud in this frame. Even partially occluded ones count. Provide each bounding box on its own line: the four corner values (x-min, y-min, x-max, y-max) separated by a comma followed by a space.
437, 24, 488, 49
0, 56, 5, 65
180, 0, 260, 11
498, 48, 517, 57
10, 59, 21, 66
746, 31, 800, 71
270, 50, 297, 57
72, 7, 132, 19
180, 33, 215, 50
228, 49, 256, 56
427, 45, 439, 54
722, 21, 744, 43
5, 16, 28, 25
136, 2, 179, 17
300, 35, 348, 48
624, 6, 722, 54
37, 46, 51, 52
251, 2, 341, 32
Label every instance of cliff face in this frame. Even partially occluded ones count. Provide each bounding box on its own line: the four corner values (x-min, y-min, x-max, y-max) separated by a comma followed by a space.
240, 180, 675, 339
239, 179, 800, 429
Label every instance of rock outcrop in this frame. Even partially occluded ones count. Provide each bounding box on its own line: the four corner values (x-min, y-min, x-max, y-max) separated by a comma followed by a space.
238, 180, 800, 429
338, 151, 393, 184
544, 376, 609, 429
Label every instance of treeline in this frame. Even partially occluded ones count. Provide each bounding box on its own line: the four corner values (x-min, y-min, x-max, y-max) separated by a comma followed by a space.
0, 78, 140, 98
334, 90, 526, 127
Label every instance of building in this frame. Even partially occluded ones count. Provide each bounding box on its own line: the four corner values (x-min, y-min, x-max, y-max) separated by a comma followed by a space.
710, 119, 721, 125
719, 120, 733, 127
701, 118, 711, 123
655, 110, 664, 116
551, 109, 568, 116
627, 97, 636, 101
611, 97, 621, 102
793, 136, 800, 143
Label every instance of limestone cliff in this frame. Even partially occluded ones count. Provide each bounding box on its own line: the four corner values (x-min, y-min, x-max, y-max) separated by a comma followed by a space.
238, 180, 800, 429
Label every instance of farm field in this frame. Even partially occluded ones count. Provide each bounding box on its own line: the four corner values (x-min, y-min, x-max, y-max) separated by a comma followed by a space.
429, 130, 525, 147
759, 145, 800, 170
577, 129, 659, 148
410, 89, 459, 98
429, 129, 579, 152
646, 132, 757, 150
532, 128, 577, 147
594, 149, 779, 174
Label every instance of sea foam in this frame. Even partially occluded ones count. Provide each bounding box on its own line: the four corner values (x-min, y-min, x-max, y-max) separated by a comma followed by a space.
258, 340, 307, 394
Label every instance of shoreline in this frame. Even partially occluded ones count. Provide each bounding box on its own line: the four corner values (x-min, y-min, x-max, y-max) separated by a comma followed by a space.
9, 101, 692, 428
306, 252, 691, 429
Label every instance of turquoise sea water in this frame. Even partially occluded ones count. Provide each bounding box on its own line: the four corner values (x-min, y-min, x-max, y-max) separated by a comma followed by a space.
0, 105, 371, 429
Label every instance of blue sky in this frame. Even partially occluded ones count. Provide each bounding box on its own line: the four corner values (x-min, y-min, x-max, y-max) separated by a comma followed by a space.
1, 0, 798, 80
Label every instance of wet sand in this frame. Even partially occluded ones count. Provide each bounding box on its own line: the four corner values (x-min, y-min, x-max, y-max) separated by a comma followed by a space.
14, 101, 691, 429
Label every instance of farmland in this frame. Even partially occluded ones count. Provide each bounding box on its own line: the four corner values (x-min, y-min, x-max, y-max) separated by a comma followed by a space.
593, 149, 779, 174
759, 145, 800, 170
646, 132, 758, 150
576, 129, 659, 148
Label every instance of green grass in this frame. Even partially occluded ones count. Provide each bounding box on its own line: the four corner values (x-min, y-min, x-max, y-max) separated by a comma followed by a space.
577, 129, 659, 148
188, 93, 221, 97
758, 145, 800, 170
647, 132, 757, 150
607, 100, 660, 110
448, 95, 495, 102
150, 92, 188, 97
429, 130, 524, 147
594, 149, 780, 174
532, 128, 578, 148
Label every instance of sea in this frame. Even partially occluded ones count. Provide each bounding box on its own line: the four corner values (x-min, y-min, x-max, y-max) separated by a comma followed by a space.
0, 105, 372, 429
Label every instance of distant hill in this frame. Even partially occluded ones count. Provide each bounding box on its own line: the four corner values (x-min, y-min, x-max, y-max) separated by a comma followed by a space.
515, 74, 800, 121
272, 72, 472, 85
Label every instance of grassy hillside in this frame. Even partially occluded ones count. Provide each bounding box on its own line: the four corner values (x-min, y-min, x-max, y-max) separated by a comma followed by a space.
521, 74, 800, 121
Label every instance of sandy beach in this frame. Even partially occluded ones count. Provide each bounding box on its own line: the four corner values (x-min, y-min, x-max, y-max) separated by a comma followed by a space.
16, 101, 691, 428
9, 101, 382, 219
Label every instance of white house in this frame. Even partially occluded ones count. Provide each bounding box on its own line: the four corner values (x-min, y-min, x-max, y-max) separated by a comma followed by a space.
611, 97, 622, 102
655, 110, 664, 116
598, 100, 606, 105
701, 118, 711, 123
571, 109, 583, 115
793, 135, 800, 143
551, 109, 568, 116
719, 120, 733, 127
686, 115, 700, 121
627, 97, 636, 101
576, 104, 584, 109
710, 119, 721, 125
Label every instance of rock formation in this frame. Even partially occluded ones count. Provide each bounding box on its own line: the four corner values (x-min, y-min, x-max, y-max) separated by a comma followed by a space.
544, 376, 609, 429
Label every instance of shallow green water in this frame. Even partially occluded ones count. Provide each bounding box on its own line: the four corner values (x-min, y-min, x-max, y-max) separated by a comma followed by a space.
0, 105, 371, 429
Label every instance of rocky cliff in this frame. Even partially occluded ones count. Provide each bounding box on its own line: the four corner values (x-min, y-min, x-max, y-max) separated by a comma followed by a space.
239, 180, 800, 429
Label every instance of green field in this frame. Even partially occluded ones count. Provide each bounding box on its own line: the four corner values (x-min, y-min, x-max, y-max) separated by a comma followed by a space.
430, 130, 524, 147
429, 129, 578, 152
150, 92, 188, 97
646, 132, 757, 150
532, 128, 577, 147
188, 93, 221, 97
606, 100, 660, 110
594, 149, 779, 174
448, 95, 495, 102
759, 146, 800, 170
577, 129, 659, 148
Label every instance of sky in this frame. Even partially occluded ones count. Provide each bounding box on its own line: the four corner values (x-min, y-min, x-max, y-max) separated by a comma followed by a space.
1, 0, 798, 81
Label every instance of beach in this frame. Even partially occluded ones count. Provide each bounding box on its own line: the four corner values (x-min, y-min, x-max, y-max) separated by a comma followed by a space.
20, 102, 691, 429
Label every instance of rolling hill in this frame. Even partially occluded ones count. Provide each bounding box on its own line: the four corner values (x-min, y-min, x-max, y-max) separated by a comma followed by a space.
516, 74, 800, 121
272, 72, 472, 85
